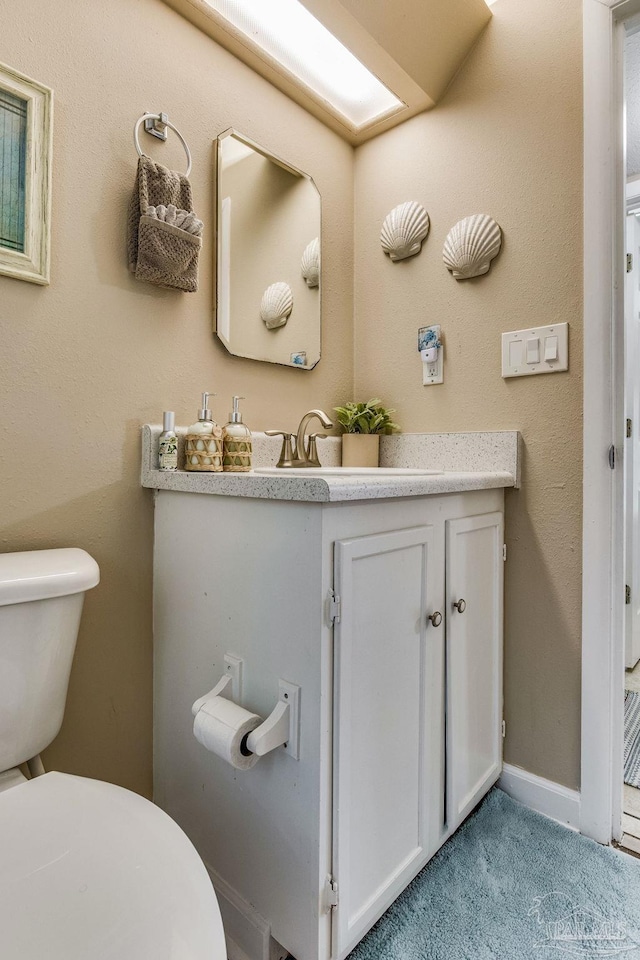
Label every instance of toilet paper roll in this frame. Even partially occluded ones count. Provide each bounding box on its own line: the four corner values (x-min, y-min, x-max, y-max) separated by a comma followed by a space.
193, 695, 262, 771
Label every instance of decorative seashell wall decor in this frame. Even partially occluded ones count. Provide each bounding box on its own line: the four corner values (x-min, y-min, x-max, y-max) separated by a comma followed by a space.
301, 237, 320, 288
380, 201, 430, 262
442, 214, 502, 280
260, 281, 293, 330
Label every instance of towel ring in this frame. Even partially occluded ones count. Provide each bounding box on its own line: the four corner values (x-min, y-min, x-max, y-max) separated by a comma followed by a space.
133, 113, 192, 177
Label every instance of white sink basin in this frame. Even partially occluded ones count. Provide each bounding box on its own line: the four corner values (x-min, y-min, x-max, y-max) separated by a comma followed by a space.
253, 467, 443, 478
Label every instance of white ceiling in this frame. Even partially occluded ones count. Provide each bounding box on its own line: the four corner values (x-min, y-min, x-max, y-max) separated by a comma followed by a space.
163, 0, 491, 143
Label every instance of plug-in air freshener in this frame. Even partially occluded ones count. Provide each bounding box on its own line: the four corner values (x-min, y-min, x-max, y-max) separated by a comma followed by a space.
418, 325, 443, 385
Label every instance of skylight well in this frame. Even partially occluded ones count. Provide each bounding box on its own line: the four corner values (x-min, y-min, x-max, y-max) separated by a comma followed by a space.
204, 0, 405, 130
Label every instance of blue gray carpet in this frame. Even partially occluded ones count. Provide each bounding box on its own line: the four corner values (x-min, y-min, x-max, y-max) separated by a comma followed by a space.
625, 691, 640, 788
348, 789, 640, 960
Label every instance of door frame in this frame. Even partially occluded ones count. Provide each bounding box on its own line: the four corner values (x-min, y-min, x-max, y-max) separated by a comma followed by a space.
624, 193, 640, 670
582, 0, 640, 843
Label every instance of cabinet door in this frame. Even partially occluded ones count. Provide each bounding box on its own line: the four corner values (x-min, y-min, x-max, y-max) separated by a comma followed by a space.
446, 512, 503, 830
331, 525, 444, 960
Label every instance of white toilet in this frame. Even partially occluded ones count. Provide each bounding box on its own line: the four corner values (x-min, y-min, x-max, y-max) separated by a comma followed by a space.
0, 547, 227, 959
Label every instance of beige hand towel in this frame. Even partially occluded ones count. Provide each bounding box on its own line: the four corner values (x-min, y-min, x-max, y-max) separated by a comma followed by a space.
127, 156, 202, 293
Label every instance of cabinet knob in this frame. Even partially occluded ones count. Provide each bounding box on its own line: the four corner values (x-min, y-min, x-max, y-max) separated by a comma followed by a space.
428, 611, 442, 628
453, 598, 466, 613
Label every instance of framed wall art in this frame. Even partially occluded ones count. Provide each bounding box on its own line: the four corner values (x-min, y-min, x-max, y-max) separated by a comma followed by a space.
0, 61, 52, 284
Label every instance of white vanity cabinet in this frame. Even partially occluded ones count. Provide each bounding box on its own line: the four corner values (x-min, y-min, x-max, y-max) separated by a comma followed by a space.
152, 487, 504, 960
329, 505, 503, 959
330, 522, 445, 958
445, 513, 504, 829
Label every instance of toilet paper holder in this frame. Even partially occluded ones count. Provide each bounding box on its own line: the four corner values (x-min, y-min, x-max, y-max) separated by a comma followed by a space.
192, 674, 300, 760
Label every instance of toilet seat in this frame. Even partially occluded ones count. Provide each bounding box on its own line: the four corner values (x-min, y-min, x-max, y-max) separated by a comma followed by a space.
0, 772, 226, 960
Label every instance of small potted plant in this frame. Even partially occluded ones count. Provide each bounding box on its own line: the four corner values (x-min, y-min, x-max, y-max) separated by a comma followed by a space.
334, 398, 400, 467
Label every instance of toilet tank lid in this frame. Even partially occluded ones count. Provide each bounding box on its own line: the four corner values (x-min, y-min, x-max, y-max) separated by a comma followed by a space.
0, 548, 100, 606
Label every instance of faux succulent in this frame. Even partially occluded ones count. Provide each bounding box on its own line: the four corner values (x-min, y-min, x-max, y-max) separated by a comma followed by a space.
334, 399, 400, 435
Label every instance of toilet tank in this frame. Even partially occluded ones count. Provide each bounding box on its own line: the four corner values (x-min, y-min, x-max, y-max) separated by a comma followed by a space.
0, 548, 100, 772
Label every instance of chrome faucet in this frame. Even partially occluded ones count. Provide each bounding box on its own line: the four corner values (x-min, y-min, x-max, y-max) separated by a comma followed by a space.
266, 409, 333, 468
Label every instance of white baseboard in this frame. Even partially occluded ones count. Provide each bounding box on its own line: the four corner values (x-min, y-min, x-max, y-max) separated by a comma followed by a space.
204, 860, 271, 960
498, 763, 581, 831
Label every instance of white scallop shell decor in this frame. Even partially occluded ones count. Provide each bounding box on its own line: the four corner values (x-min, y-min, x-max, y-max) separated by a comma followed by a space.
260, 282, 293, 330
380, 201, 430, 262
301, 237, 320, 288
443, 214, 502, 280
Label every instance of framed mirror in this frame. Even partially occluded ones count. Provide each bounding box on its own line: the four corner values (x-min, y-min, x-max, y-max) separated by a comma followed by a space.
215, 129, 321, 369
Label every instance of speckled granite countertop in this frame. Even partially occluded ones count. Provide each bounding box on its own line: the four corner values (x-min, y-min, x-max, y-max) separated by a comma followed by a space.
141, 426, 520, 503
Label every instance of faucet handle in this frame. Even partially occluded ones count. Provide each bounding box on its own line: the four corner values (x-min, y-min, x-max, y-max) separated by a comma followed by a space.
306, 433, 327, 468
265, 431, 296, 468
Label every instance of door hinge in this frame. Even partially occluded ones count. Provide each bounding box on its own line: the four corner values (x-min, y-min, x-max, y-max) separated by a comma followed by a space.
626, 584, 631, 605
326, 877, 339, 909
628, 419, 633, 439
502, 544, 507, 562
628, 253, 634, 273
502, 720, 506, 739
609, 444, 616, 470
327, 591, 341, 625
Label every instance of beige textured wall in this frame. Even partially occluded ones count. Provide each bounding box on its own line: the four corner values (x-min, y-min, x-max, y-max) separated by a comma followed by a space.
354, 0, 583, 788
0, 0, 353, 796
2, 0, 584, 797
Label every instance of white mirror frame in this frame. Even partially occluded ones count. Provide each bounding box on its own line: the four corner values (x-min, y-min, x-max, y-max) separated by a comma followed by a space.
0, 62, 53, 285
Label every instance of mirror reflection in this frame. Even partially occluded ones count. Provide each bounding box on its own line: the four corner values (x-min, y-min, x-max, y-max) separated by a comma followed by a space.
215, 129, 321, 369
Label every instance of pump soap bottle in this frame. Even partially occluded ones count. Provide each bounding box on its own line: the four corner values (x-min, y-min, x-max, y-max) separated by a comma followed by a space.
158, 411, 178, 471
223, 396, 252, 472
185, 392, 223, 472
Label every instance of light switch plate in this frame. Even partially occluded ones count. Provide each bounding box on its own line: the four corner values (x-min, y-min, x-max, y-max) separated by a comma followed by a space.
501, 322, 568, 378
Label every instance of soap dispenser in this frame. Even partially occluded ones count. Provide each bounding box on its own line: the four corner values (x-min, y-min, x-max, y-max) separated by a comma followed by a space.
185, 392, 223, 472
223, 396, 252, 472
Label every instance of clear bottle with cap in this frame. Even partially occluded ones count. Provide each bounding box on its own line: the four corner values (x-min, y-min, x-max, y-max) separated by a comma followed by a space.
185, 392, 224, 472
222, 396, 253, 472
158, 411, 178, 471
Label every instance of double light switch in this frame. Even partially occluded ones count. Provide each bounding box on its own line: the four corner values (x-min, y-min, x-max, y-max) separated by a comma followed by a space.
501, 322, 568, 378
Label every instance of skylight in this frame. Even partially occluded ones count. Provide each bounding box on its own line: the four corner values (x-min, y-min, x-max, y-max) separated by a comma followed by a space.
205, 0, 405, 130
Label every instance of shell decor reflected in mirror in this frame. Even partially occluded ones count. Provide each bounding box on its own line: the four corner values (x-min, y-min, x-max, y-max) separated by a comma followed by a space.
260, 281, 293, 330
380, 201, 430, 262
216, 129, 321, 368
301, 237, 320, 288
443, 214, 502, 280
